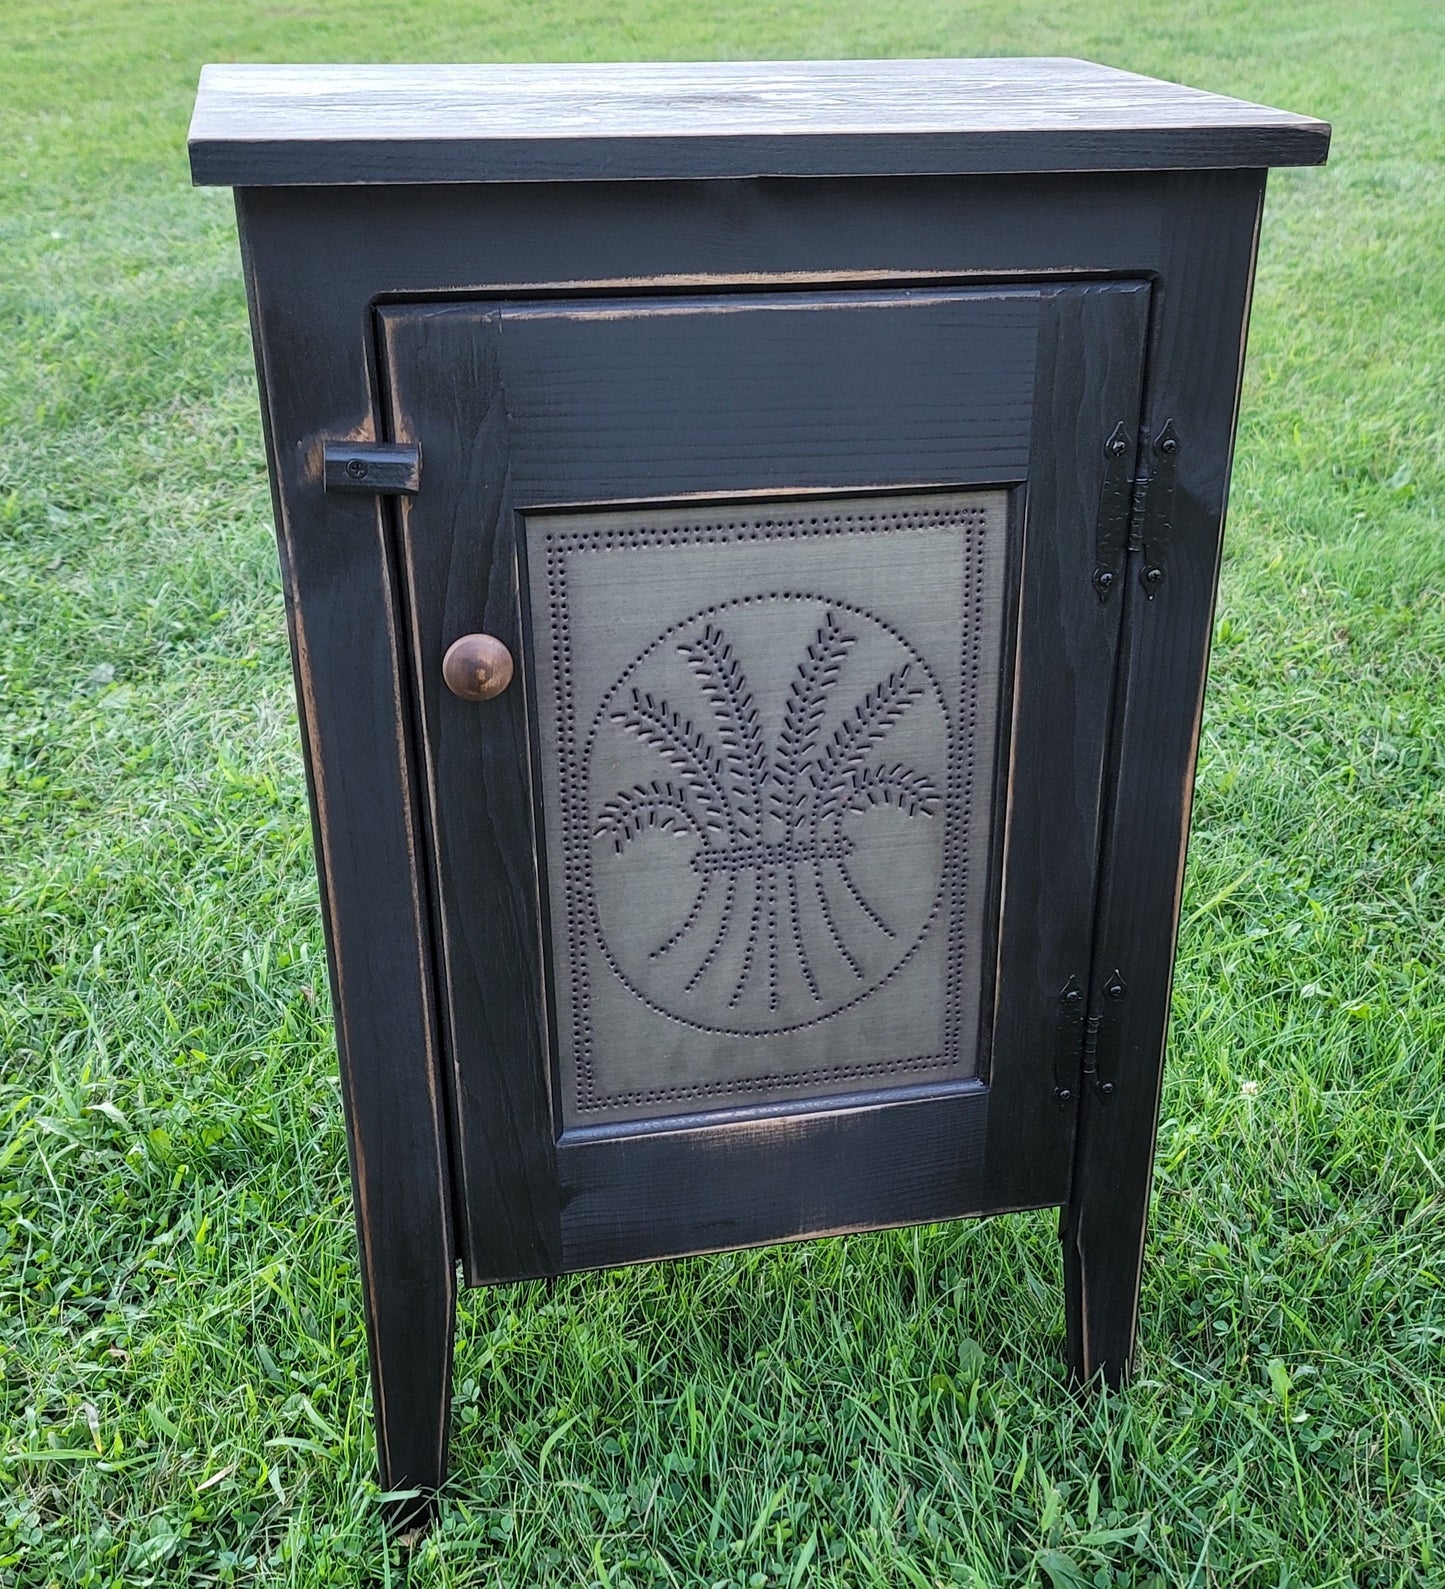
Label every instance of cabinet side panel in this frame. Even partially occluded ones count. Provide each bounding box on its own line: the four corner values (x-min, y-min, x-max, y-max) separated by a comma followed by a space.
1062, 170, 1269, 1383
235, 196, 456, 1510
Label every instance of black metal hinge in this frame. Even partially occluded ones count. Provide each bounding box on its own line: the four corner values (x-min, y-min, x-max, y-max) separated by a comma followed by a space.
1092, 423, 1133, 600
1094, 420, 1179, 601
1056, 968, 1126, 1107
1083, 969, 1125, 1102
322, 441, 421, 496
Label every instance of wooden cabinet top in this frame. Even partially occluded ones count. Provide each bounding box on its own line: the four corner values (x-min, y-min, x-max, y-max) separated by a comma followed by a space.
188, 57, 1329, 187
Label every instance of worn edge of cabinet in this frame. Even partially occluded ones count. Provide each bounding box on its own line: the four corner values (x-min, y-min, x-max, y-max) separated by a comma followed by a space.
189, 58, 1330, 186
234, 198, 457, 1527
488, 286, 1041, 502
1060, 168, 1270, 1386
558, 1084, 995, 1269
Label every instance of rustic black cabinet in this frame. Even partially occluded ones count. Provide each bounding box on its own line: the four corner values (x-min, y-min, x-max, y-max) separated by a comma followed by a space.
189, 58, 1328, 1525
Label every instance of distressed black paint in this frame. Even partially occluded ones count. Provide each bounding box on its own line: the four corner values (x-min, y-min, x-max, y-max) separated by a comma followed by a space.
198, 59, 1326, 1525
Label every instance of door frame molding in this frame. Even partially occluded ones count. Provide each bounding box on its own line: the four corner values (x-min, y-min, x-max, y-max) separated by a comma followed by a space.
379, 277, 1151, 1277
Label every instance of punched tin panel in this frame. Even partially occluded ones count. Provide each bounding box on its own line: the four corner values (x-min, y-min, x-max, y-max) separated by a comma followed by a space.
527, 490, 1011, 1127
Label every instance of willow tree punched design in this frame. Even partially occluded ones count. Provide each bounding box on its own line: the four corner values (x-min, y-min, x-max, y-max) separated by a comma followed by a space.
596, 608, 943, 1022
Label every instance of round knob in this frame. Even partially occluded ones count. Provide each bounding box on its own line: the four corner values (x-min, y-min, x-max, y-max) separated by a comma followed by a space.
442, 634, 514, 702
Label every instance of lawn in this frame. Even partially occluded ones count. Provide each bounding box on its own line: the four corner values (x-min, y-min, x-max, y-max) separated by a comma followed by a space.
1, 1, 1442, 1584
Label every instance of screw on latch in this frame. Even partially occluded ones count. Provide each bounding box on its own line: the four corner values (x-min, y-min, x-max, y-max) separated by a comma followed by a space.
1143, 565, 1164, 590
1104, 970, 1126, 1001
1095, 569, 1116, 592
1105, 430, 1129, 458
1157, 431, 1179, 456
323, 441, 421, 496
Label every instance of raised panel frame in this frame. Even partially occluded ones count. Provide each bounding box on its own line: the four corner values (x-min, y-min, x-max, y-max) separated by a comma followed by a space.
379, 277, 1151, 1278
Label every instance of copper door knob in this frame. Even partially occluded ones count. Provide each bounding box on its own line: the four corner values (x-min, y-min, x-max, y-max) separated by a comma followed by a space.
441, 634, 514, 701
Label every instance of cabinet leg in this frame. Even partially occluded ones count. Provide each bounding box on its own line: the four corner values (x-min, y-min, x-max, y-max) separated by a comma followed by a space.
1060, 1157, 1148, 1389
363, 1241, 456, 1533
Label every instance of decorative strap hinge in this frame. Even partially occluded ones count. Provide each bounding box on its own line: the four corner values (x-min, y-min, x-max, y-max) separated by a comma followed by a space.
1055, 968, 1126, 1107
1093, 420, 1179, 601
322, 441, 421, 496
1082, 969, 1125, 1102
1092, 423, 1133, 600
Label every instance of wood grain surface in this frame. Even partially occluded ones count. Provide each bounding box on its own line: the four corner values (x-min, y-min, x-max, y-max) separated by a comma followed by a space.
234, 206, 457, 1529
1059, 170, 1271, 1388
189, 58, 1328, 186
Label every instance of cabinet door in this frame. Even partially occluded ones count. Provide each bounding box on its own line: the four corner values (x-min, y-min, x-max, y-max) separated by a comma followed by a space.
379, 282, 1149, 1283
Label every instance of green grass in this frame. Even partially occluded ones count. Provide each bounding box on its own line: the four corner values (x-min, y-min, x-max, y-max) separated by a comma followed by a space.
1, 0, 1442, 1583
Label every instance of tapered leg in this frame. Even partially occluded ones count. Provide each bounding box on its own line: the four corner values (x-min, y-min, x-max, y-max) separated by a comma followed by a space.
233, 195, 463, 1532
344, 1045, 457, 1531
1060, 1122, 1149, 1387
359, 1194, 456, 1532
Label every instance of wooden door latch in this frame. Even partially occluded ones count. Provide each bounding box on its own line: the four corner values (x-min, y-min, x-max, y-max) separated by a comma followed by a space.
322, 441, 421, 496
